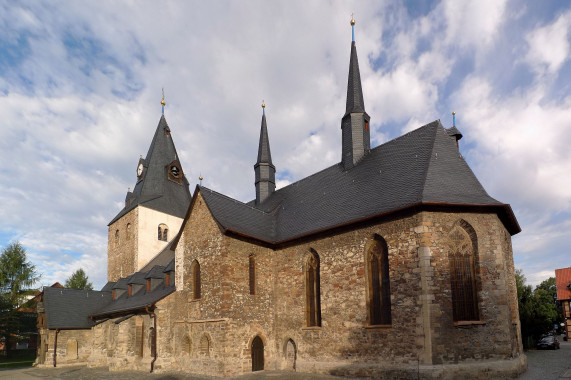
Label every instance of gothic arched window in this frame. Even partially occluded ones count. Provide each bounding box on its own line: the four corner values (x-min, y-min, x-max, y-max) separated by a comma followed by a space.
114, 229, 120, 248
191, 260, 201, 300
305, 249, 321, 327
367, 235, 391, 325
448, 221, 479, 322
158, 224, 168, 242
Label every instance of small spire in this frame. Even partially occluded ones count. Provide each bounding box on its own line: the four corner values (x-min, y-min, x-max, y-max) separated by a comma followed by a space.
262, 100, 266, 115
161, 88, 166, 115
452, 111, 456, 127
350, 13, 356, 42
199, 175, 203, 186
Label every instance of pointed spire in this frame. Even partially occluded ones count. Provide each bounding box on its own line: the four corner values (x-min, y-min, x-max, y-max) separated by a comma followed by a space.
345, 17, 365, 115
254, 101, 276, 205
257, 101, 272, 165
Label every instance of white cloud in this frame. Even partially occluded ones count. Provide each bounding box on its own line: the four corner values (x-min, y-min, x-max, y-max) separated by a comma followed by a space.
525, 12, 571, 75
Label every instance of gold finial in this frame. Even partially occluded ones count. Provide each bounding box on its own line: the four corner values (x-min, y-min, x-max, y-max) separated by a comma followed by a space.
452, 111, 456, 115
199, 175, 204, 181
261, 100, 265, 109
350, 13, 355, 26
161, 88, 166, 107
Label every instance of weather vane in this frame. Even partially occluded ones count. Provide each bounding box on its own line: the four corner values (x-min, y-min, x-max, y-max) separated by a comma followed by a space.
351, 13, 356, 42
262, 100, 266, 114
161, 88, 166, 115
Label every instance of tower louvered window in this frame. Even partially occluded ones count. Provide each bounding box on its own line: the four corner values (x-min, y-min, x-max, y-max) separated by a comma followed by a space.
367, 235, 391, 325
306, 250, 321, 327
448, 222, 479, 322
192, 260, 201, 300
249, 255, 256, 295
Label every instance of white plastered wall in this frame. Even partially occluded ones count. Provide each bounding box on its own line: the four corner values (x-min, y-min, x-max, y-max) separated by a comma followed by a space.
136, 206, 184, 270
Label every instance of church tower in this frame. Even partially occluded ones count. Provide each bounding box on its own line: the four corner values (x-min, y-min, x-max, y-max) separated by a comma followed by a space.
341, 17, 370, 170
107, 97, 192, 282
254, 102, 276, 204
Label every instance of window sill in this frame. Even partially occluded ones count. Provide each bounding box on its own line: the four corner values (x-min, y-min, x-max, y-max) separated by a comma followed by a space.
454, 320, 486, 327
365, 324, 392, 330
302, 326, 322, 331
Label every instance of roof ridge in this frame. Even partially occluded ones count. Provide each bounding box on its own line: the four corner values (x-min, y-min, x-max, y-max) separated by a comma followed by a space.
418, 121, 441, 200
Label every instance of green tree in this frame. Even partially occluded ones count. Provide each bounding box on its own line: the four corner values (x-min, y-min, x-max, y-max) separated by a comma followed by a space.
516, 270, 561, 348
64, 268, 93, 290
0, 242, 41, 357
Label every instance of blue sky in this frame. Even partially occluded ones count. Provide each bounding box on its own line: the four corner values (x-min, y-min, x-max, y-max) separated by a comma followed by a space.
0, 0, 569, 289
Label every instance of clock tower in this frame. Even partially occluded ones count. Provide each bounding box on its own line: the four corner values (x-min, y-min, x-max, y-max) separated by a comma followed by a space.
107, 109, 192, 282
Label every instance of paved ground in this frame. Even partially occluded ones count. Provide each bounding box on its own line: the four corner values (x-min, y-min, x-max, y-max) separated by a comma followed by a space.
517, 337, 571, 380
0, 339, 569, 380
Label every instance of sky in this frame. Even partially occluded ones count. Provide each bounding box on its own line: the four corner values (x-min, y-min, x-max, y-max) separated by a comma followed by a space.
0, 0, 570, 290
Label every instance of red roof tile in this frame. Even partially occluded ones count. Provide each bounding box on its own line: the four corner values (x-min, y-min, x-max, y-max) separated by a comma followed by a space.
555, 267, 571, 300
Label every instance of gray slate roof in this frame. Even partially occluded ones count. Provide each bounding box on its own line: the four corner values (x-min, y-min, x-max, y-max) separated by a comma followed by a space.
256, 113, 273, 165
91, 285, 175, 318
345, 41, 365, 116
43, 287, 112, 329
199, 120, 519, 244
109, 115, 192, 225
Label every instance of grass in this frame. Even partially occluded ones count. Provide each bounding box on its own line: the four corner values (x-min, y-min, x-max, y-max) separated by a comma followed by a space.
0, 360, 34, 369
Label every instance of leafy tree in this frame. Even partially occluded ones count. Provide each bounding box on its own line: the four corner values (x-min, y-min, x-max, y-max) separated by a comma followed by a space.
64, 268, 93, 290
0, 242, 41, 356
516, 270, 561, 348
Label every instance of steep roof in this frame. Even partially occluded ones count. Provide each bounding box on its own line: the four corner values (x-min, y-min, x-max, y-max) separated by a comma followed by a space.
199, 120, 519, 245
109, 115, 192, 225
43, 287, 112, 329
91, 285, 175, 318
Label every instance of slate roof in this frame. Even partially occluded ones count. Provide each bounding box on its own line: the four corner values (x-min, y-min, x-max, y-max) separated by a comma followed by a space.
145, 266, 166, 279
164, 258, 175, 273
109, 115, 192, 225
256, 113, 273, 165
345, 41, 365, 116
101, 282, 116, 291
43, 287, 113, 329
199, 120, 520, 245
91, 285, 175, 318
139, 238, 175, 273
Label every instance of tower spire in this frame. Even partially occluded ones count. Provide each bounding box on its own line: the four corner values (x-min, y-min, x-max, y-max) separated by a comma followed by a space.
254, 101, 276, 205
341, 15, 370, 169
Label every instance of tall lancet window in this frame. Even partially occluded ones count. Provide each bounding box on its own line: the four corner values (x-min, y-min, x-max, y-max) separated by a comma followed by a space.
305, 249, 321, 327
448, 221, 479, 322
191, 260, 201, 300
367, 234, 391, 325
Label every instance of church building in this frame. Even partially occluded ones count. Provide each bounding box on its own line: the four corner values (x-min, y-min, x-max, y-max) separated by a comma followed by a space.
36, 18, 527, 379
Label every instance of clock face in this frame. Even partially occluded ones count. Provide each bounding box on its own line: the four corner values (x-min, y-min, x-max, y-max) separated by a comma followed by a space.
170, 165, 180, 178
137, 163, 143, 177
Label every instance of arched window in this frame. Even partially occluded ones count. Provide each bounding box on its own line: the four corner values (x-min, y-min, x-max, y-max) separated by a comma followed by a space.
199, 334, 210, 356
158, 224, 169, 242
191, 260, 201, 300
305, 249, 321, 327
126, 223, 131, 241
367, 234, 391, 325
448, 221, 479, 322
249, 255, 256, 295
114, 230, 120, 248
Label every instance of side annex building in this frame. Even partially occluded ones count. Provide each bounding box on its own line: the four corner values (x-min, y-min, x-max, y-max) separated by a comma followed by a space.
36, 19, 527, 379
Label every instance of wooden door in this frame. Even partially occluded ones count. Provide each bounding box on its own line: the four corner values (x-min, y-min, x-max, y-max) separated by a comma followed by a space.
251, 336, 264, 371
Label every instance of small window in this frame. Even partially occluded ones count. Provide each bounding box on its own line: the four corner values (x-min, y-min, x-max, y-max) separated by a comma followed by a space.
365, 120, 369, 131
112, 289, 116, 300
128, 285, 133, 297
192, 260, 201, 300
158, 224, 169, 242
126, 223, 131, 241
114, 229, 120, 247
249, 255, 256, 295
182, 335, 192, 355
146, 279, 151, 292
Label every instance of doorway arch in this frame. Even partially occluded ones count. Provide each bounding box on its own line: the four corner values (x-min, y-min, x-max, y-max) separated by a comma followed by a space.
251, 336, 264, 371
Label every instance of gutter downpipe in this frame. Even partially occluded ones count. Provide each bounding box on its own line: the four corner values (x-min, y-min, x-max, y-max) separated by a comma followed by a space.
53, 329, 60, 367
145, 305, 157, 373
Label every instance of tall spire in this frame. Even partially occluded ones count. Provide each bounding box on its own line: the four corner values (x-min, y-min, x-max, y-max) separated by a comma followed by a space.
345, 16, 365, 115
341, 15, 370, 169
254, 101, 276, 205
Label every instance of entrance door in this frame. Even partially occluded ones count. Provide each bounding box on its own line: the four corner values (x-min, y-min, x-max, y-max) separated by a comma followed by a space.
251, 336, 264, 371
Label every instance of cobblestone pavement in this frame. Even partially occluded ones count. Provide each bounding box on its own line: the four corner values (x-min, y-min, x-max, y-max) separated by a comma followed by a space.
518, 337, 571, 380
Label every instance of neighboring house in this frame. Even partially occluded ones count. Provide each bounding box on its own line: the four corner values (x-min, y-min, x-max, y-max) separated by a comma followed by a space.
37, 19, 526, 379
555, 267, 571, 340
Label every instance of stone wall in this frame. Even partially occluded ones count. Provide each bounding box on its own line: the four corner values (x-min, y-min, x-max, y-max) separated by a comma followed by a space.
41, 329, 93, 367
108, 208, 138, 282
